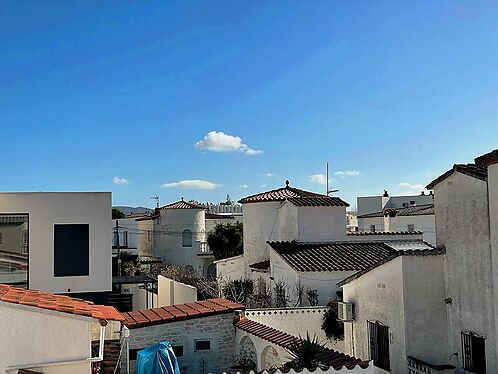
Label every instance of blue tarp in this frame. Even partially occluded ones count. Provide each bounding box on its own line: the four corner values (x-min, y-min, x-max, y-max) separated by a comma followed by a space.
136, 341, 181, 374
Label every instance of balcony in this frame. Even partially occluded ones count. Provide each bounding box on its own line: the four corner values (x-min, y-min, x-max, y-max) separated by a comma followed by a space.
198, 241, 214, 257
407, 356, 455, 374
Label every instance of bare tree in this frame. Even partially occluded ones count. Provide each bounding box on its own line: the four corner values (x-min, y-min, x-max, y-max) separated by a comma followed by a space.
293, 279, 305, 307
306, 287, 319, 306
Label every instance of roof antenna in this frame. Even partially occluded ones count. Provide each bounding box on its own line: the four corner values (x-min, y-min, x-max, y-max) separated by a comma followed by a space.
150, 195, 159, 208
326, 162, 338, 195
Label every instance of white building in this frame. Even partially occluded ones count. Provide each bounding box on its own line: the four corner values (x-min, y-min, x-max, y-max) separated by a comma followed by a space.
0, 283, 123, 374
0, 192, 112, 301
357, 204, 436, 245
357, 191, 434, 231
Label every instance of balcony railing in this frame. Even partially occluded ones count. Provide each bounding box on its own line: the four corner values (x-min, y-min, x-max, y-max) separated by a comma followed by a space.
198, 241, 214, 256
407, 356, 455, 374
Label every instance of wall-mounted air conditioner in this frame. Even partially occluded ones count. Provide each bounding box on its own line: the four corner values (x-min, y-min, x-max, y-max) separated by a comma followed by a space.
338, 301, 354, 321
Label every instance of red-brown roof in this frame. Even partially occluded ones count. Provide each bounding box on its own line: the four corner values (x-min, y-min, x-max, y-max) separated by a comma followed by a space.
0, 284, 124, 322
160, 199, 205, 210
346, 230, 423, 236
236, 317, 369, 370
239, 181, 349, 207
475, 149, 498, 168
121, 298, 243, 329
268, 241, 396, 272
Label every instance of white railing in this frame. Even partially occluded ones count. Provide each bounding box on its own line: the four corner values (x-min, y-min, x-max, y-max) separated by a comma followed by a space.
199, 241, 212, 254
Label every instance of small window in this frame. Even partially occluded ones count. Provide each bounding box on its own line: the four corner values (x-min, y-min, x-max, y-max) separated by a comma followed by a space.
368, 321, 390, 371
0, 232, 2, 244
370, 225, 376, 233
410, 200, 416, 205
461, 332, 486, 373
182, 229, 192, 247
54, 224, 89, 277
195, 340, 211, 351
402, 202, 409, 207
173, 345, 184, 357
129, 348, 141, 361
147, 230, 151, 242
407, 224, 415, 232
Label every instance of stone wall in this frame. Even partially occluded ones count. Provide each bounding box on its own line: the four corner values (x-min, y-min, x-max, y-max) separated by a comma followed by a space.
92, 339, 121, 374
122, 313, 237, 374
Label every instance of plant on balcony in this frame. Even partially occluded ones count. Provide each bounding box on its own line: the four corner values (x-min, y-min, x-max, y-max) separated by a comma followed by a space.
281, 333, 327, 371
322, 298, 344, 341
207, 222, 243, 260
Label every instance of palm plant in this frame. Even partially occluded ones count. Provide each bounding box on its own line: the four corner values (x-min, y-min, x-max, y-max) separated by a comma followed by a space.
283, 333, 327, 371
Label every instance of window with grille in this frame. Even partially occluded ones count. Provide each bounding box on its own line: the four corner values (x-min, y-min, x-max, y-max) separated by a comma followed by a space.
368, 321, 390, 371
461, 332, 486, 373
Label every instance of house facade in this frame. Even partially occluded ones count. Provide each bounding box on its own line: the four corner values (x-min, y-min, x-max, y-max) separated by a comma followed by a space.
0, 192, 112, 301
0, 284, 123, 374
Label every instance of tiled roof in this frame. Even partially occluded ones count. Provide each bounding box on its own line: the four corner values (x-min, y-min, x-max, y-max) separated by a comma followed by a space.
160, 199, 205, 210
426, 164, 487, 189
205, 212, 235, 219
249, 260, 270, 271
239, 181, 349, 207
268, 241, 395, 272
346, 230, 423, 236
135, 214, 159, 221
337, 247, 445, 286
357, 204, 434, 218
0, 284, 124, 322
121, 298, 243, 329
236, 317, 369, 370
475, 149, 498, 168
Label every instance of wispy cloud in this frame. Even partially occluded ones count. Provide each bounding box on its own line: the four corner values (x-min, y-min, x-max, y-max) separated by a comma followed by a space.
239, 184, 249, 189
161, 179, 220, 190
334, 170, 360, 177
265, 172, 275, 177
309, 174, 329, 186
259, 184, 267, 188
113, 176, 129, 185
195, 131, 262, 155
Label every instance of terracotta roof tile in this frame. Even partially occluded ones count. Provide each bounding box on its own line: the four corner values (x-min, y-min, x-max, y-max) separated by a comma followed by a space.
268, 241, 396, 272
121, 298, 244, 329
346, 230, 423, 236
0, 284, 123, 322
239, 182, 349, 207
236, 317, 369, 370
358, 204, 434, 218
160, 199, 205, 210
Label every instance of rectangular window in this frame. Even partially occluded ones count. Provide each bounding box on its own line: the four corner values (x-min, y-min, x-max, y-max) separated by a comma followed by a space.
147, 230, 151, 242
368, 321, 390, 371
407, 224, 415, 232
370, 225, 376, 233
462, 332, 486, 373
173, 345, 184, 357
195, 340, 211, 351
54, 224, 89, 277
0, 214, 29, 286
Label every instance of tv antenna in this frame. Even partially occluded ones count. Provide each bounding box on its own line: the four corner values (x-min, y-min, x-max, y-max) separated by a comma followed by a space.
150, 195, 160, 208
326, 162, 339, 196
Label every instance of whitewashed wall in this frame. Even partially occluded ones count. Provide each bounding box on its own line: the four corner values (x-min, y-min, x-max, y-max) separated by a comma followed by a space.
434, 170, 497, 370
157, 275, 197, 306
0, 303, 94, 374
215, 255, 246, 280
0, 192, 111, 294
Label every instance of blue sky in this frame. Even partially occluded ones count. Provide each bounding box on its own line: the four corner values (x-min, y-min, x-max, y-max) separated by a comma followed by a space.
1, 1, 498, 209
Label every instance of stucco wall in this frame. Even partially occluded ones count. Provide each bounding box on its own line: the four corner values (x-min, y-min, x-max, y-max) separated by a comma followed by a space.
215, 255, 246, 280
297, 206, 347, 242
434, 171, 496, 371
0, 303, 93, 374
0, 192, 111, 294
342, 256, 406, 374
137, 219, 154, 257
123, 313, 237, 374
157, 275, 197, 306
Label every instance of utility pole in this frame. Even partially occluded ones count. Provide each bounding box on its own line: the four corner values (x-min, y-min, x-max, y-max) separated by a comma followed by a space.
115, 220, 121, 276
150, 195, 159, 208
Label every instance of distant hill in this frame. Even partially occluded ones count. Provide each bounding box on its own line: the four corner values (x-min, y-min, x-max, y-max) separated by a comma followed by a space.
113, 206, 153, 216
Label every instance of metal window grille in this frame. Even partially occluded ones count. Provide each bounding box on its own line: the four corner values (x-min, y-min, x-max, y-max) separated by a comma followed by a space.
461, 332, 486, 373
368, 321, 390, 371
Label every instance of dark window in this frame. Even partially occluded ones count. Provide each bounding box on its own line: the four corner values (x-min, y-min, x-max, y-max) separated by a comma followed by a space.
0, 214, 29, 286
54, 224, 89, 277
407, 224, 415, 232
172, 345, 184, 357
462, 332, 486, 373
129, 348, 140, 361
368, 321, 390, 371
182, 229, 192, 247
195, 340, 211, 351
370, 225, 376, 233
147, 230, 151, 242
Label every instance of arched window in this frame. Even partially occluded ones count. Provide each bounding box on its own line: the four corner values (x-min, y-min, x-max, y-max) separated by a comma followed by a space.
207, 263, 216, 280
182, 229, 192, 247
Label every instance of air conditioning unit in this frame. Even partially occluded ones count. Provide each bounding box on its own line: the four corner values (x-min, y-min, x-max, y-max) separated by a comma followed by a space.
337, 302, 354, 321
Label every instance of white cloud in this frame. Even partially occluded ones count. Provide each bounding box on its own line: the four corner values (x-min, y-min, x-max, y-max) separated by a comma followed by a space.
161, 179, 220, 190
113, 176, 129, 185
309, 174, 329, 185
195, 131, 263, 155
398, 182, 424, 191
265, 173, 275, 177
259, 184, 267, 188
239, 184, 249, 189
334, 170, 360, 177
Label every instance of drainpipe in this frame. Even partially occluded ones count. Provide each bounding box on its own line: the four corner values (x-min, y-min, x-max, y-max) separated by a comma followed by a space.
3, 320, 107, 373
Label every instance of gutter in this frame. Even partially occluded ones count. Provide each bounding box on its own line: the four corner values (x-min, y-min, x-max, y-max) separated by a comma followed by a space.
3, 320, 108, 374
